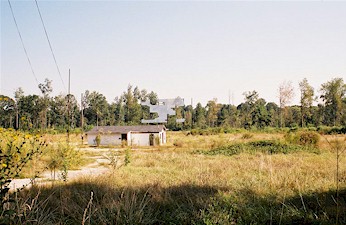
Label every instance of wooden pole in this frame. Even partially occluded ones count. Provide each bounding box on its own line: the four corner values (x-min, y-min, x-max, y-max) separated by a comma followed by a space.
67, 69, 70, 144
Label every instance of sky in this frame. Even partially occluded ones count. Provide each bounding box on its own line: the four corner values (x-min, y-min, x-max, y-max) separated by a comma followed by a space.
1, 0, 346, 107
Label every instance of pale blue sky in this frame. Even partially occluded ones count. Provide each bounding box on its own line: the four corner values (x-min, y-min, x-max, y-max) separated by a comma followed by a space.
1, 1, 346, 106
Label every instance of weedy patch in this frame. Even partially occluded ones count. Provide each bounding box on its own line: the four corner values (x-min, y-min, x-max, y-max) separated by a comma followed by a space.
194, 140, 321, 156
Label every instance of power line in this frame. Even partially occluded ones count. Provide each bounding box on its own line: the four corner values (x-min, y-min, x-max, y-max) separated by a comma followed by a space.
35, 0, 66, 91
7, 0, 39, 85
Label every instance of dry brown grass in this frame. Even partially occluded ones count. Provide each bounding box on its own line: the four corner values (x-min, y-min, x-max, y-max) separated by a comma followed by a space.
4, 130, 346, 224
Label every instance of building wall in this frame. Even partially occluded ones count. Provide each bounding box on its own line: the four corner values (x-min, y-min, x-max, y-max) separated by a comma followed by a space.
88, 130, 166, 146
129, 133, 152, 146
87, 133, 122, 146
129, 131, 166, 146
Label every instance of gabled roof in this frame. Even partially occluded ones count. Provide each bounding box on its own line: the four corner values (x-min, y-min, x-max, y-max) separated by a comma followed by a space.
86, 125, 166, 134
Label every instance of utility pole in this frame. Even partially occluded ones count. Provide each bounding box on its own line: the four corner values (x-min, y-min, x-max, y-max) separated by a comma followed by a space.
67, 69, 70, 144
191, 98, 193, 127
81, 93, 84, 145
15, 103, 19, 130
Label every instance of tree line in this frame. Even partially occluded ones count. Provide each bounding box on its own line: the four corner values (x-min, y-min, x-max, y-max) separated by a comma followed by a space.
0, 77, 345, 131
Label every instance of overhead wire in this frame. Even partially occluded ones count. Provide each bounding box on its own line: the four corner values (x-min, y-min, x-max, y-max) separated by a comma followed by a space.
7, 0, 39, 85
34, 0, 66, 92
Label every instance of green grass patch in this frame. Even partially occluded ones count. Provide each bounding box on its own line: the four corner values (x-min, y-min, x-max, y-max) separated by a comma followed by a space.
195, 140, 320, 156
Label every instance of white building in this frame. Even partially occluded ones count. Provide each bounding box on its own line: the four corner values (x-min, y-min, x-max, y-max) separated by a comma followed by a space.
86, 125, 166, 146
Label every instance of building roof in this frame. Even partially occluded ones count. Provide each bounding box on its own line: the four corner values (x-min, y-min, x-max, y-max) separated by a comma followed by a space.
86, 125, 166, 135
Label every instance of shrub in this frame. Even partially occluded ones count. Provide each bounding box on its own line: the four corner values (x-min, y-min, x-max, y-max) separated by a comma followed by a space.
94, 134, 101, 147
297, 131, 320, 147
285, 131, 320, 147
45, 142, 83, 181
124, 148, 131, 166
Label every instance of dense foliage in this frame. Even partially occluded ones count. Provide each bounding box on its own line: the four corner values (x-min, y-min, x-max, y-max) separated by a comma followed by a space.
0, 78, 345, 131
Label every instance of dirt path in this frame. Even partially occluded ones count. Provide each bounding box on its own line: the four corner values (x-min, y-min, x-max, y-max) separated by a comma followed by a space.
9, 148, 117, 191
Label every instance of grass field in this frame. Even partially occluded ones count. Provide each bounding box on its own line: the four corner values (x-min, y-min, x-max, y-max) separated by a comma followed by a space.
2, 130, 346, 224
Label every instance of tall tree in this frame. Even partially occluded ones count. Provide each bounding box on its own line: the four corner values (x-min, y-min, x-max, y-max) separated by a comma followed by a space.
14, 87, 24, 102
278, 81, 294, 127
299, 78, 315, 127
17, 95, 44, 129
84, 90, 109, 126
266, 102, 280, 127
38, 78, 53, 129
147, 91, 158, 105
237, 91, 259, 128
251, 98, 270, 128
194, 103, 206, 128
122, 85, 141, 124
206, 99, 219, 127
320, 78, 346, 126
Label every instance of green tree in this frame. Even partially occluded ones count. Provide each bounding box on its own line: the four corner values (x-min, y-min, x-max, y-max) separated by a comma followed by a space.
84, 90, 109, 126
183, 105, 194, 129
299, 78, 315, 127
17, 95, 44, 130
251, 98, 270, 128
194, 103, 206, 128
122, 85, 141, 124
206, 99, 219, 127
147, 91, 158, 105
114, 96, 126, 125
238, 91, 259, 128
266, 102, 279, 127
320, 78, 346, 126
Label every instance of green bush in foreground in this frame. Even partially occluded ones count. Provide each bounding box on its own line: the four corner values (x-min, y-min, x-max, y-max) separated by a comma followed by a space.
0, 129, 46, 224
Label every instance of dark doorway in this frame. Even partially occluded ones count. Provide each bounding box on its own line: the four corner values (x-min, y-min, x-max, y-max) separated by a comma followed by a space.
149, 134, 154, 146
121, 134, 127, 141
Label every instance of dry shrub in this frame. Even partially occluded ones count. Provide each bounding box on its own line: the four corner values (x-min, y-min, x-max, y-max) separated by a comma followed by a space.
173, 140, 184, 147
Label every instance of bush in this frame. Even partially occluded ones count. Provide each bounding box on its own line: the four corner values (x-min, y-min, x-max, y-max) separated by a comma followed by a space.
45, 142, 83, 181
285, 131, 320, 147
95, 134, 101, 147
124, 148, 131, 166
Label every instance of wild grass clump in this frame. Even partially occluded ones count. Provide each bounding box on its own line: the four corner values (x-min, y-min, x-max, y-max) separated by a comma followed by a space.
195, 140, 320, 156
18, 179, 218, 224
241, 133, 253, 139
173, 139, 184, 147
